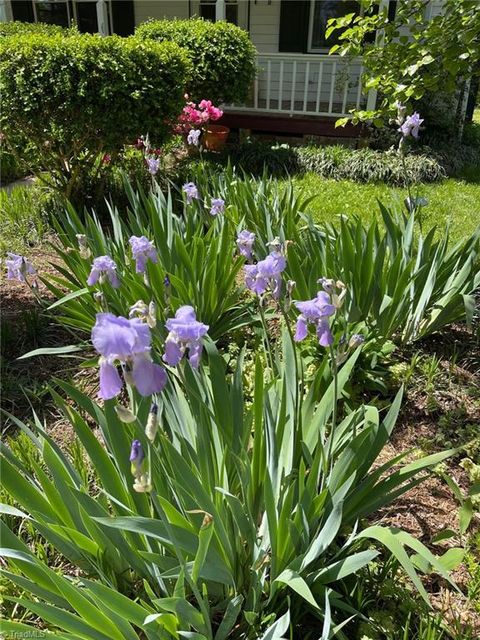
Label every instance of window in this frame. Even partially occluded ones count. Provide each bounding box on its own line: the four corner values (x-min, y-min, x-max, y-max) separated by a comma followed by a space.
225, 0, 238, 25
35, 1, 71, 27
199, 0, 216, 22
75, 2, 100, 34
309, 0, 359, 51
279, 0, 392, 54
199, 0, 239, 25
11, 0, 133, 35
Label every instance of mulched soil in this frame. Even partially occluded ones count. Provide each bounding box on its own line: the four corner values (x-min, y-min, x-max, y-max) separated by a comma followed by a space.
1, 242, 80, 422
371, 325, 480, 636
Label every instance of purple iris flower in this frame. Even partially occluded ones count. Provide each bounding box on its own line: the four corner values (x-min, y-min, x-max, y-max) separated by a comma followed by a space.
5, 253, 35, 281
187, 129, 201, 146
92, 312, 167, 400
129, 236, 158, 274
182, 182, 199, 204
399, 112, 423, 138
163, 306, 209, 369
146, 157, 160, 175
294, 290, 336, 347
244, 251, 286, 300
129, 439, 144, 473
87, 255, 120, 288
210, 197, 225, 216
236, 230, 255, 260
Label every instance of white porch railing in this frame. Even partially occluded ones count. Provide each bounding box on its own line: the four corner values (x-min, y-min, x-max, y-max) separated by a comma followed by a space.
226, 53, 369, 118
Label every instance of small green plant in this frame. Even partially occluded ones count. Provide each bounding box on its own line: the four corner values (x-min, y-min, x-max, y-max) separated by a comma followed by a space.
420, 355, 442, 409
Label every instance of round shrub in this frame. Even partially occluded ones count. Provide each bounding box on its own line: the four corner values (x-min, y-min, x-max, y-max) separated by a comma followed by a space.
0, 33, 191, 203
135, 18, 256, 104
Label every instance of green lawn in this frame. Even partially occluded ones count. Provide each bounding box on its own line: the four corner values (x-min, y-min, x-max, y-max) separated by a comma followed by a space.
291, 173, 480, 244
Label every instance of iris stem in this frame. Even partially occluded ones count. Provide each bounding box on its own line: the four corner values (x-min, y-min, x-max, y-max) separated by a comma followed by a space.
258, 300, 275, 377
326, 345, 339, 481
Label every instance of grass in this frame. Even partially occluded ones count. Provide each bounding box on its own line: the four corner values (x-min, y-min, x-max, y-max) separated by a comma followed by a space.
289, 110, 480, 244
291, 173, 480, 245
0, 184, 55, 254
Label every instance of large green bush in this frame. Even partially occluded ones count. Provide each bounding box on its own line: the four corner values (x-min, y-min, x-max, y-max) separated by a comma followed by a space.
135, 18, 256, 104
0, 33, 191, 202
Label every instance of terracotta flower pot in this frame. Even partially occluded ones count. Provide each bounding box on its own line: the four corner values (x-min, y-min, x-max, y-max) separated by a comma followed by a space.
203, 124, 230, 152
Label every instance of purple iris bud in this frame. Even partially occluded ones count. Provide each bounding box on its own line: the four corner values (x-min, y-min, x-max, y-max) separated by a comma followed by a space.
187, 129, 201, 146
5, 253, 35, 282
146, 157, 160, 175
130, 440, 145, 478
92, 312, 167, 399
87, 255, 120, 288
294, 290, 335, 347
349, 334, 365, 349
129, 236, 158, 274
182, 182, 199, 204
399, 112, 423, 138
236, 230, 255, 260
244, 251, 286, 300
164, 274, 170, 288
129, 439, 145, 469
210, 197, 225, 216
162, 305, 209, 369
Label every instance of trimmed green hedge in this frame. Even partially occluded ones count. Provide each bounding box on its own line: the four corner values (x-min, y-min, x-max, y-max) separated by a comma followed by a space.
135, 18, 256, 104
0, 33, 191, 202
0, 20, 76, 37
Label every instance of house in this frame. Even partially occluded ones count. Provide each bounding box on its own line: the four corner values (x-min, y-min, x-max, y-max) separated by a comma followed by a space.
0, 0, 450, 137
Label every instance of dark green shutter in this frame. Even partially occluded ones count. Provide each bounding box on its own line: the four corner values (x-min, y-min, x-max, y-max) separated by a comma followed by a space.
388, 1, 397, 22
111, 0, 135, 36
279, 0, 310, 53
11, 1, 35, 22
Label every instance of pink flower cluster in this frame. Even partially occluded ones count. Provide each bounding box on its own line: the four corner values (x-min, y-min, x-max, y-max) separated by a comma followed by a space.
175, 98, 223, 135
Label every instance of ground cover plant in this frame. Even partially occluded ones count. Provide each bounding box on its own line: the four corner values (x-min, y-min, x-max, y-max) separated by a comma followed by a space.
217, 140, 448, 185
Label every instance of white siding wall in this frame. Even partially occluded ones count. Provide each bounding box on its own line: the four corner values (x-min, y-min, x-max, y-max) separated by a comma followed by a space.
428, 0, 445, 19
134, 0, 189, 25
248, 0, 280, 53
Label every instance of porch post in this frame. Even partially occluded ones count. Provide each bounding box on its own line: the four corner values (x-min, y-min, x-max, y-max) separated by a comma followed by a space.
457, 76, 471, 139
96, 0, 109, 35
215, 0, 226, 22
0, 0, 12, 22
